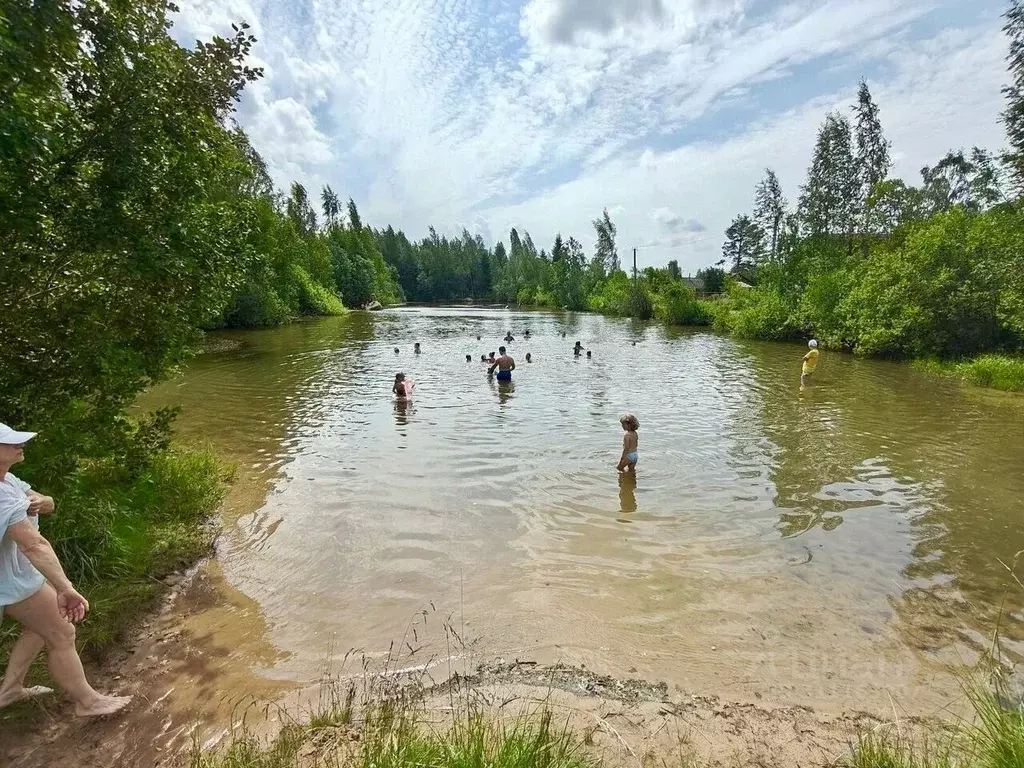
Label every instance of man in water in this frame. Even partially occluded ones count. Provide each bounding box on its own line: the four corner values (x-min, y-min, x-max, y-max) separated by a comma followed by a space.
488, 346, 515, 381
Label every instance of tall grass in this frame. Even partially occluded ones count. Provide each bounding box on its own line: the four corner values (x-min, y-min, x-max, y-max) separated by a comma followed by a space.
190, 682, 596, 768
914, 355, 1024, 392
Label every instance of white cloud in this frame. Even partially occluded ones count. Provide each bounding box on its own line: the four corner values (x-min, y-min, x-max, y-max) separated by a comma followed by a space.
172, 0, 1010, 271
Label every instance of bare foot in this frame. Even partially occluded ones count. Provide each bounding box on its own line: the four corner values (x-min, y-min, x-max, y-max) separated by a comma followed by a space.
0, 685, 55, 709
75, 694, 133, 717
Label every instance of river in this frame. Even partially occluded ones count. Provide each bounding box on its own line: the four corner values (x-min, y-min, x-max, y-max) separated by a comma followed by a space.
143, 306, 1024, 724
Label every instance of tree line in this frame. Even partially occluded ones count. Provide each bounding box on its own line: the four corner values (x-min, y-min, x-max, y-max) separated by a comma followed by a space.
710, 24, 1024, 359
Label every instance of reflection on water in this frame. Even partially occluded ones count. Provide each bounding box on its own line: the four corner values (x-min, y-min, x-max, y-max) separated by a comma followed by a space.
143, 308, 1024, 715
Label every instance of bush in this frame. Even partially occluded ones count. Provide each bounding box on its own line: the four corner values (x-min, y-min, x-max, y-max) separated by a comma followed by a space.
915, 354, 1024, 392
290, 263, 345, 316
655, 283, 712, 326
841, 210, 1001, 357
718, 286, 797, 340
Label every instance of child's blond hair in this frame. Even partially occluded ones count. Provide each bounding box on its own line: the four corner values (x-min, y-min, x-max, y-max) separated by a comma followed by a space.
620, 414, 639, 431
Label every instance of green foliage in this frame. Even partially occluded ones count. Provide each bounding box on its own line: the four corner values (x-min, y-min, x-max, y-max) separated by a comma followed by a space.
717, 285, 797, 340
656, 283, 712, 326
915, 355, 1024, 392
841, 209, 1000, 357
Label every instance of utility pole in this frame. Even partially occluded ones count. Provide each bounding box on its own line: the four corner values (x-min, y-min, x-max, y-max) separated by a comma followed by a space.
633, 247, 637, 280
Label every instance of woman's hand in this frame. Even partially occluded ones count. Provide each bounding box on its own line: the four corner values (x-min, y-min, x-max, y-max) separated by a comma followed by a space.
57, 588, 89, 624
27, 492, 54, 517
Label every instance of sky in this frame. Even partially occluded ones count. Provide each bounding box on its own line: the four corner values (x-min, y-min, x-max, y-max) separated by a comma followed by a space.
174, 0, 1012, 272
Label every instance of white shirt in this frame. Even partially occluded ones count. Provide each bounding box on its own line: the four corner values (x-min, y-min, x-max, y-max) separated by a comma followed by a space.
0, 472, 46, 606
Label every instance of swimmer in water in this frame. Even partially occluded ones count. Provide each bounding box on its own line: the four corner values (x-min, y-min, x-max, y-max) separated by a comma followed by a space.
480, 355, 488, 362
393, 373, 414, 399
586, 350, 592, 359
414, 342, 421, 354
394, 348, 400, 354
466, 354, 472, 362
488, 346, 515, 382
489, 351, 496, 363
616, 414, 639, 474
801, 340, 820, 387
525, 353, 532, 363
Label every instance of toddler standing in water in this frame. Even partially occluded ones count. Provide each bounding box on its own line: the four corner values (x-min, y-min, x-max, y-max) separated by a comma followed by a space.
616, 414, 639, 474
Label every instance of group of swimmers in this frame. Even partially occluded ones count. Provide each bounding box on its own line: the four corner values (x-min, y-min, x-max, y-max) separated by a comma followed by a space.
390, 332, 822, 476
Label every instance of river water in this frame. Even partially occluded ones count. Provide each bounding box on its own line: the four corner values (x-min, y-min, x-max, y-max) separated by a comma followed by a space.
146, 307, 1024, 717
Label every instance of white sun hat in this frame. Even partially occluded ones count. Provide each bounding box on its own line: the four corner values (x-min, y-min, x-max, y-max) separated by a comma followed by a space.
0, 424, 36, 445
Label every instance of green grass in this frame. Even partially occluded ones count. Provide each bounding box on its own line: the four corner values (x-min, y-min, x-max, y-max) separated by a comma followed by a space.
191, 679, 596, 768
914, 355, 1024, 392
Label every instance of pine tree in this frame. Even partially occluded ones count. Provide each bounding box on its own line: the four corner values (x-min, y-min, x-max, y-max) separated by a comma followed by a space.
1003, 0, 1024, 192
853, 81, 891, 240
321, 185, 341, 231
592, 208, 619, 272
551, 233, 566, 262
797, 112, 858, 243
509, 228, 523, 258
286, 182, 317, 236
347, 198, 362, 231
718, 215, 765, 278
667, 260, 681, 280
753, 168, 787, 261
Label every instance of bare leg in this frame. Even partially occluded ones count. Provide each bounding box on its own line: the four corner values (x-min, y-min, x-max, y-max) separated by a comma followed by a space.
3, 585, 131, 717
0, 629, 53, 709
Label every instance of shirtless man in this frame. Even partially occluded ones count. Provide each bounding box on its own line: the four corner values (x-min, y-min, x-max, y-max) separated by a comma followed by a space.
488, 346, 516, 382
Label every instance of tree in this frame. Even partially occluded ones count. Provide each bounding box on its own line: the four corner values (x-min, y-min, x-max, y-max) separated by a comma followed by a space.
321, 185, 341, 231
347, 198, 362, 231
696, 267, 727, 294
853, 81, 891, 239
593, 208, 619, 272
719, 215, 766, 278
1003, 0, 1024, 192
921, 149, 1003, 213
552, 233, 566, 262
287, 182, 318, 236
754, 168, 787, 261
798, 112, 858, 243
494, 241, 508, 266
667, 260, 681, 280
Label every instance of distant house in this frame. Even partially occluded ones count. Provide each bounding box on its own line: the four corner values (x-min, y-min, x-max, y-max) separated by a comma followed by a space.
682, 276, 705, 292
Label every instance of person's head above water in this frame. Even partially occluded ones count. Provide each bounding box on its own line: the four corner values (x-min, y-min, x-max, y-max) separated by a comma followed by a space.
481, 355, 487, 362
586, 350, 592, 358
574, 340, 583, 348
477, 335, 482, 341
414, 342, 421, 352
395, 372, 406, 382
620, 414, 640, 432
498, 346, 507, 355
466, 354, 472, 362
394, 348, 400, 354
526, 353, 532, 362
809, 339, 819, 349
489, 351, 495, 359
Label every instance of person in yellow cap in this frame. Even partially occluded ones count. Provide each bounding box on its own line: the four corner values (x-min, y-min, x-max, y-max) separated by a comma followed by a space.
801, 340, 820, 387
0, 423, 132, 716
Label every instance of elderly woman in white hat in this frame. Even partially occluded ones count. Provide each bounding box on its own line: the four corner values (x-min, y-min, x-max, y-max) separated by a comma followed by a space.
0, 423, 131, 716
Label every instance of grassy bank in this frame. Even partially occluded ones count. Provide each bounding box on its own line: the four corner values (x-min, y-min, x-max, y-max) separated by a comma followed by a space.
191, 689, 595, 768
0, 444, 228, 663
190, 671, 1024, 768
914, 355, 1024, 392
